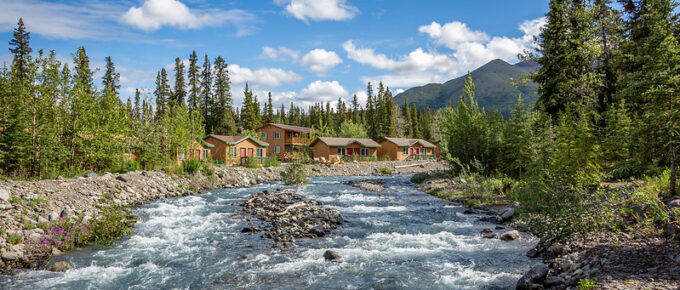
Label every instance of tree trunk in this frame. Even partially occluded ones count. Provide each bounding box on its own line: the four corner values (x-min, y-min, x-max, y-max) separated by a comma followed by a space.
671, 136, 677, 196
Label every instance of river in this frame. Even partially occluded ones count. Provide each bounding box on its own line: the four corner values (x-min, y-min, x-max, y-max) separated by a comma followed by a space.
2, 175, 537, 289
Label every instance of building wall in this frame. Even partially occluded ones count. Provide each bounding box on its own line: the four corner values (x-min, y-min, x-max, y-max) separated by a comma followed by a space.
176, 140, 211, 166
313, 141, 378, 163
256, 124, 286, 158
203, 136, 229, 162
204, 136, 268, 166
378, 140, 434, 161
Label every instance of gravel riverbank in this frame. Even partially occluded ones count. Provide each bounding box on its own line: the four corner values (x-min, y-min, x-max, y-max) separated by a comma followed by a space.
0, 160, 447, 273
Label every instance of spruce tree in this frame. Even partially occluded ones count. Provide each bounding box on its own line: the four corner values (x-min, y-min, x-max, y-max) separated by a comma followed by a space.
266, 92, 274, 123
212, 56, 235, 135
200, 54, 212, 132
187, 51, 200, 113
9, 18, 32, 82
102, 56, 120, 94
173, 57, 186, 106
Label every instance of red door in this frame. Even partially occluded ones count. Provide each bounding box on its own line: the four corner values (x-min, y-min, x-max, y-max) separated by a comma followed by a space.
240, 148, 246, 157
409, 148, 414, 155
415, 148, 420, 155
247, 148, 253, 157
347, 148, 353, 155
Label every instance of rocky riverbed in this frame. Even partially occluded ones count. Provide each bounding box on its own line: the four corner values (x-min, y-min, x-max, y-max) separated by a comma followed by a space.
0, 160, 447, 272
240, 189, 345, 246
414, 173, 680, 290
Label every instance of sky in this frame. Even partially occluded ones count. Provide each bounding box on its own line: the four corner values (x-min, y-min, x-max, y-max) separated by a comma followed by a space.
0, 0, 550, 109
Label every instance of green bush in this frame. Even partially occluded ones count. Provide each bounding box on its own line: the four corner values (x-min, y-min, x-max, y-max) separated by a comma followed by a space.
576, 278, 597, 290
244, 158, 261, 169
201, 160, 215, 175
282, 161, 308, 185
264, 157, 281, 167
116, 159, 140, 173
182, 159, 202, 174
379, 166, 394, 175
510, 177, 619, 241
90, 206, 136, 247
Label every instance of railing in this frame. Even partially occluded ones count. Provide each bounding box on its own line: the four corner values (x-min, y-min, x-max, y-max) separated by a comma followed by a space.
241, 156, 277, 166
342, 155, 377, 162
285, 136, 311, 145
406, 154, 436, 160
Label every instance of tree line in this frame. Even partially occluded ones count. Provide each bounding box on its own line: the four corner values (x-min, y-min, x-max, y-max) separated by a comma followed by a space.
442, 0, 679, 196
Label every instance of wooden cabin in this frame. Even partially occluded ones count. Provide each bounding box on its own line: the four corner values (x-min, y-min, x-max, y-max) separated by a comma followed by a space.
256, 123, 313, 160
176, 137, 214, 165
377, 137, 436, 161
310, 137, 380, 163
203, 135, 269, 166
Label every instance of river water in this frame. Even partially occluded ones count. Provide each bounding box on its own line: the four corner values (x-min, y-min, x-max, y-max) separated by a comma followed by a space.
2, 175, 537, 289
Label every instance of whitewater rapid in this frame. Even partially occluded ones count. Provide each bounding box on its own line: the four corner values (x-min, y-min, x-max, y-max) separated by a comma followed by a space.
1, 175, 537, 289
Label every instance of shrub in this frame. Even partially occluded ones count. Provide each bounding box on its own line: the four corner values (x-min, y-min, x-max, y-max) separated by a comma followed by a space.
182, 159, 202, 174
36, 217, 91, 251
165, 163, 184, 175
89, 206, 135, 247
244, 158, 261, 169
379, 166, 394, 175
264, 157, 281, 167
282, 161, 308, 185
510, 177, 619, 241
8, 233, 23, 244
576, 278, 597, 290
117, 159, 140, 173
201, 160, 215, 175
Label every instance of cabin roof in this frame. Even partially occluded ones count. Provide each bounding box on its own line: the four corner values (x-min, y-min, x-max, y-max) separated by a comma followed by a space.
311, 137, 381, 148
204, 135, 269, 147
257, 123, 312, 133
379, 137, 436, 148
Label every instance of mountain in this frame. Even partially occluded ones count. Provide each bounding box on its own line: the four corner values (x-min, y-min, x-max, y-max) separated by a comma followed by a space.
394, 59, 539, 116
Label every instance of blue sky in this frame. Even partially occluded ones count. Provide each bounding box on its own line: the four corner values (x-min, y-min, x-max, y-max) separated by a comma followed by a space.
0, 0, 549, 108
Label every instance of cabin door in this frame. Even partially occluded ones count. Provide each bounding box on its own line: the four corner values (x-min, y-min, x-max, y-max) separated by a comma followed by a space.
409, 147, 414, 155
240, 148, 246, 157
247, 148, 254, 157
347, 148, 353, 155
415, 148, 420, 155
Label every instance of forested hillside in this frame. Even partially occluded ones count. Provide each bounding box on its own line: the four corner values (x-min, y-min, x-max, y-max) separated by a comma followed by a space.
394, 59, 539, 115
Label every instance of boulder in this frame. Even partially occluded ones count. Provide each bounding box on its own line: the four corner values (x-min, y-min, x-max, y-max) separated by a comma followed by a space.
516, 264, 549, 289
482, 233, 497, 239
500, 230, 520, 241
526, 248, 539, 258
116, 175, 129, 182
667, 198, 680, 207
1, 251, 21, 261
663, 223, 680, 239
323, 250, 341, 261
481, 228, 493, 234
60, 208, 73, 218
48, 261, 73, 272
0, 188, 9, 202
544, 276, 565, 288
498, 207, 515, 221
48, 211, 59, 221
85, 172, 98, 178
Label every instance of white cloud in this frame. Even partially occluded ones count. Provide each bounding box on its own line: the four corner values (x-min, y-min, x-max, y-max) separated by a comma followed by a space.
299, 49, 343, 75
343, 40, 455, 73
0, 0, 123, 39
276, 0, 358, 22
300, 80, 348, 102
261, 46, 300, 61
344, 17, 546, 89
418, 21, 489, 48
121, 0, 255, 34
230, 64, 302, 87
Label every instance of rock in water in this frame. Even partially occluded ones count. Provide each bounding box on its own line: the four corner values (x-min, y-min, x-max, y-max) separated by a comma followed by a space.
347, 180, 385, 192
500, 230, 520, 241
323, 250, 341, 261
48, 261, 73, 272
240, 190, 345, 245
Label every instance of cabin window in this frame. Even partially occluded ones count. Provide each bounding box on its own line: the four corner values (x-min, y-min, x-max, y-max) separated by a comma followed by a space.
337, 148, 346, 156
256, 148, 263, 157
179, 151, 185, 161
203, 149, 210, 159
274, 146, 281, 153
274, 131, 281, 139
230, 146, 237, 157
360, 148, 369, 156
403, 147, 409, 155
260, 132, 267, 140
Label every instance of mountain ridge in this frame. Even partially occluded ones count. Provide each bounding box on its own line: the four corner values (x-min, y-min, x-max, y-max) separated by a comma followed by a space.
394, 59, 539, 115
